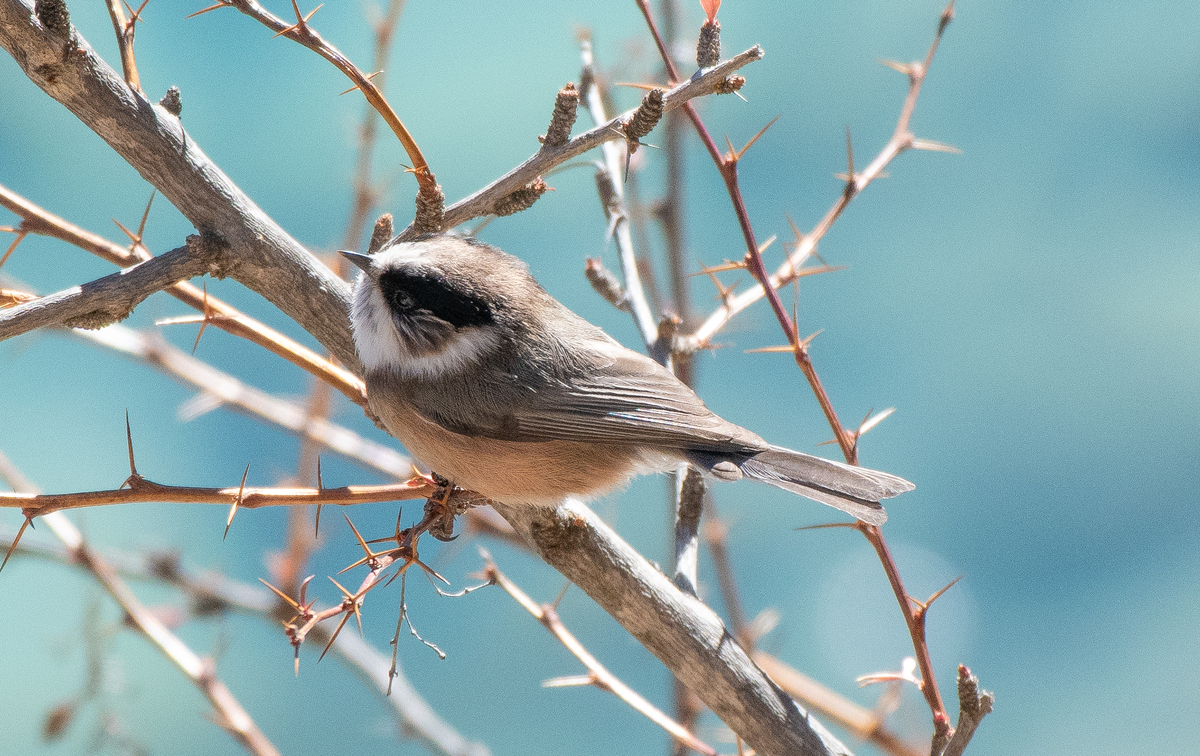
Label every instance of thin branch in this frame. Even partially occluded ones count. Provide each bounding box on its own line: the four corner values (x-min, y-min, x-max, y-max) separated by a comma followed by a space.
484, 553, 716, 756
682, 2, 956, 352
579, 38, 659, 349
207, 0, 435, 203
1, 474, 434, 516
103, 0, 140, 92
754, 653, 924, 756
341, 0, 407, 252
0, 183, 368, 408
0, 243, 223, 341
70, 324, 410, 478
404, 45, 764, 239
2, 458, 279, 756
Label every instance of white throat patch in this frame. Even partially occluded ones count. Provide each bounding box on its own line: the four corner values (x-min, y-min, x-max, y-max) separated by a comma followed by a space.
350, 272, 499, 379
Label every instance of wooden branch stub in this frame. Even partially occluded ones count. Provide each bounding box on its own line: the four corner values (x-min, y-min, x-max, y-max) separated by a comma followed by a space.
367, 213, 393, 254
159, 85, 182, 116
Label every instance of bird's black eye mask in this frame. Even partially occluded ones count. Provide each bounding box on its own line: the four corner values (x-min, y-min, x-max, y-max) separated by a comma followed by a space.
378, 269, 494, 330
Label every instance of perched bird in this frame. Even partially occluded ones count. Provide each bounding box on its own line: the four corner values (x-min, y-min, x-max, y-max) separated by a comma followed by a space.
342, 235, 912, 525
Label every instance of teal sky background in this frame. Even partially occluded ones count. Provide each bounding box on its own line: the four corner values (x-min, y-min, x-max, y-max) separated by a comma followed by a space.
3, 1, 1199, 755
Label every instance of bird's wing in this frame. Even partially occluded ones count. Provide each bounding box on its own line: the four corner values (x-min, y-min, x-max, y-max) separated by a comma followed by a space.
397, 341, 767, 454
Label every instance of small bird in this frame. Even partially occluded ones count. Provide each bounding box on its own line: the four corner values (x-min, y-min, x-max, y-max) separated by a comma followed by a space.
342, 235, 912, 525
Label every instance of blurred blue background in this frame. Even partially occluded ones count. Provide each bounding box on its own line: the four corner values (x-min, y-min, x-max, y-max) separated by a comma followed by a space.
3, 1, 1199, 754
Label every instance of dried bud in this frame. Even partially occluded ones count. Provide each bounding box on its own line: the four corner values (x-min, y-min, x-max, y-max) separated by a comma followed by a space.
368, 213, 393, 254
697, 19, 721, 69
42, 700, 76, 741
540, 82, 579, 150
35, 0, 71, 38
593, 164, 617, 215
413, 179, 445, 235
159, 86, 183, 116
717, 75, 745, 95
585, 258, 629, 311
623, 87, 664, 141
492, 178, 548, 217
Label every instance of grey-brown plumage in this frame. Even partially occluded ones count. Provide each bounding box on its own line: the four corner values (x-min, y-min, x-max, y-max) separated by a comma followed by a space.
343, 235, 913, 525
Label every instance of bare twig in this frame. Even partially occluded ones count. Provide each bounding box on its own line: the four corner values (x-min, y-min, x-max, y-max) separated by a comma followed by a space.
682, 3, 957, 355
409, 45, 764, 239
0, 242, 223, 339
67, 324, 407, 476
578, 38, 659, 350
484, 553, 716, 756
1, 454, 279, 756
197, 0, 439, 226
341, 0, 407, 252
755, 653, 924, 756
1, 474, 434, 516
0, 183, 368, 408
940, 665, 993, 756
103, 0, 141, 92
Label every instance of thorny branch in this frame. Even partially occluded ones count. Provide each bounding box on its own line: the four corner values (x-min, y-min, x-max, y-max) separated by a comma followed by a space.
635, 0, 972, 749
0, 505, 490, 756
0, 457, 279, 756
484, 553, 716, 756
190, 0, 442, 231
409, 46, 763, 239
0, 183, 368, 408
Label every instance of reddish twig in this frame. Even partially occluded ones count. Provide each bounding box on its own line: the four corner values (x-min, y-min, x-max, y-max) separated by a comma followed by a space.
189, 0, 442, 230
636, 0, 961, 741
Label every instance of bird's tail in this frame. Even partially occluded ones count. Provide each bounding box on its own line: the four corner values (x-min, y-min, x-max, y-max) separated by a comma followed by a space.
706, 446, 914, 526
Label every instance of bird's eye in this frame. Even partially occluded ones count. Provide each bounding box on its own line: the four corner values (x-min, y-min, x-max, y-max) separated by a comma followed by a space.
390, 289, 416, 310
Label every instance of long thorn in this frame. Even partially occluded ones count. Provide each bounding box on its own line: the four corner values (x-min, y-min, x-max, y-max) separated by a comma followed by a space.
224, 463, 249, 540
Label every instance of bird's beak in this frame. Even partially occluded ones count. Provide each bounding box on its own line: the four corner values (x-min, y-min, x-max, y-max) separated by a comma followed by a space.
339, 250, 374, 274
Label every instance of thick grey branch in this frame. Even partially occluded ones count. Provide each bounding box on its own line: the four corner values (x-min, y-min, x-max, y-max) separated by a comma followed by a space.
0, 0, 360, 368
0, 244, 220, 340
494, 499, 852, 756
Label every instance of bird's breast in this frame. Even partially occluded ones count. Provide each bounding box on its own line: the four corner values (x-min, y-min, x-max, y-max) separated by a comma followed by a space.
366, 375, 663, 506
